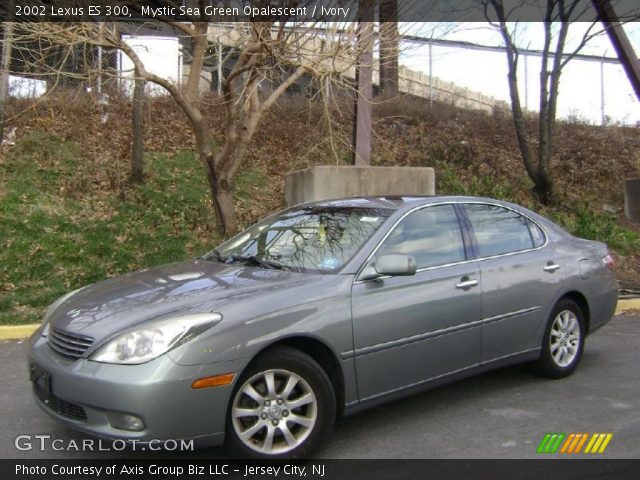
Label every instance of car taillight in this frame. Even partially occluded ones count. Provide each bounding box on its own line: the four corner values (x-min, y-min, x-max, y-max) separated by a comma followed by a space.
603, 254, 615, 270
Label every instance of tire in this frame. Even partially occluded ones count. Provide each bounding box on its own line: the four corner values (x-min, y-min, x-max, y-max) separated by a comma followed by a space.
225, 346, 336, 459
535, 299, 585, 379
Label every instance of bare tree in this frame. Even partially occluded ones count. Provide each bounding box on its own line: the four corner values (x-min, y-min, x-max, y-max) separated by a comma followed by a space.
484, 0, 617, 204
11, 12, 362, 236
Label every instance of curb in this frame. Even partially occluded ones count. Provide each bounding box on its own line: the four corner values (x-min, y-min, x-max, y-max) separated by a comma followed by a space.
616, 298, 640, 315
0, 324, 40, 340
0, 298, 639, 341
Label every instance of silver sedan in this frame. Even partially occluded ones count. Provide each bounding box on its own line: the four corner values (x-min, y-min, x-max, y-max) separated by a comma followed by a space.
28, 196, 618, 458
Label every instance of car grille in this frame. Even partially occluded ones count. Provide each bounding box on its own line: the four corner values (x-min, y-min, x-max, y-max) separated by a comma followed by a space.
48, 327, 94, 359
35, 389, 88, 422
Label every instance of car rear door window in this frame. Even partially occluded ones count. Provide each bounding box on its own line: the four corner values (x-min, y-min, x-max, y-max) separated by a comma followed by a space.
377, 205, 466, 269
463, 204, 536, 257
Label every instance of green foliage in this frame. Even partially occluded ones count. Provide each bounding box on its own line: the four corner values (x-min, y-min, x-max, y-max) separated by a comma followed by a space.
438, 164, 640, 255
2, 120, 639, 325
0, 133, 219, 325
234, 165, 267, 204
437, 164, 519, 201
551, 207, 640, 256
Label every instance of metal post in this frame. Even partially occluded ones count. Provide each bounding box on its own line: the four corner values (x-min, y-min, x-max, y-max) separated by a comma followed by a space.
600, 60, 606, 126
177, 48, 182, 88
524, 53, 529, 110
96, 22, 103, 95
428, 42, 433, 107
217, 39, 223, 96
97, 45, 103, 95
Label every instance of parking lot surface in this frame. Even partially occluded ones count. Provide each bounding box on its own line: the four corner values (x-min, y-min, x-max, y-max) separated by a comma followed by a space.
1, 315, 638, 459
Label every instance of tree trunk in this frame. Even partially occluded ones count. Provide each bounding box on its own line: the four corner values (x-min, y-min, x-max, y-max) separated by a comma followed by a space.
533, 167, 553, 205
0, 20, 15, 143
131, 79, 145, 184
212, 181, 237, 237
492, 1, 563, 206
201, 152, 237, 237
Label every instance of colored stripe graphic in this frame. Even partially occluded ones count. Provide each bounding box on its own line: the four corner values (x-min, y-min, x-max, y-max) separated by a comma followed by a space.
584, 433, 613, 454
538, 433, 613, 454
537, 433, 566, 453
560, 433, 589, 453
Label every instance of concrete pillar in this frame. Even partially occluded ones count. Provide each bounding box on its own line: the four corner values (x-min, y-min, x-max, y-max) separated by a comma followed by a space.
379, 0, 399, 97
352, 0, 374, 166
625, 178, 640, 222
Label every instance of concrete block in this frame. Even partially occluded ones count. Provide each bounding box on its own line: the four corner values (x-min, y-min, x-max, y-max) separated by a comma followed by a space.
285, 166, 436, 206
625, 178, 640, 223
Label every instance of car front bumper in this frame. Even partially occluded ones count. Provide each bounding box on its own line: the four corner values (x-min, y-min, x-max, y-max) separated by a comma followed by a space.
27, 330, 247, 448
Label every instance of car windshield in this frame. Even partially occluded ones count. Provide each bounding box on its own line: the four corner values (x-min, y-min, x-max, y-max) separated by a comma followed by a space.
206, 206, 392, 273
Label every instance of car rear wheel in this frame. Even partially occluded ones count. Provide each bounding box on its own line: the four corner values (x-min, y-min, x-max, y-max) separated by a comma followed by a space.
226, 346, 335, 459
536, 299, 585, 378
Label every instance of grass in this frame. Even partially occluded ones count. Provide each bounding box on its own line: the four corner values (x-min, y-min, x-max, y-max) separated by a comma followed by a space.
2, 120, 640, 325
0, 132, 221, 325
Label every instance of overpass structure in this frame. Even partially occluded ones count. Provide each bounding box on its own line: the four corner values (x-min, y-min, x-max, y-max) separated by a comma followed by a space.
192, 23, 507, 113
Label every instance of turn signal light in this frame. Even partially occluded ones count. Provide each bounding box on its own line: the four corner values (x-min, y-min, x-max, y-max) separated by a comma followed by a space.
191, 373, 236, 389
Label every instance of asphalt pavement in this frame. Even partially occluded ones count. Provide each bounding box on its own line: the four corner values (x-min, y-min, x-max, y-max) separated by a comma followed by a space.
1, 315, 638, 459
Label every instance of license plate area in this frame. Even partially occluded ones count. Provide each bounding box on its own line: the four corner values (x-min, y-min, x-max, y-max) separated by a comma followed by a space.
29, 363, 52, 403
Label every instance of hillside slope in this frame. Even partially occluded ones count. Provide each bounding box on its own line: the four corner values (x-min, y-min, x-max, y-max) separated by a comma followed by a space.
1, 93, 639, 324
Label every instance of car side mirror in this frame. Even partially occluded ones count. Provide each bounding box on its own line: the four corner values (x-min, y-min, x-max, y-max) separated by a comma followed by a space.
359, 254, 417, 281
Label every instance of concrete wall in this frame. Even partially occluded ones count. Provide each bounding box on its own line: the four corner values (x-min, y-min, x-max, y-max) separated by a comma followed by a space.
398, 66, 509, 113
285, 166, 436, 206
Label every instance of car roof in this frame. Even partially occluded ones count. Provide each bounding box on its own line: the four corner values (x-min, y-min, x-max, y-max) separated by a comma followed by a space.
301, 195, 569, 240
300, 195, 508, 211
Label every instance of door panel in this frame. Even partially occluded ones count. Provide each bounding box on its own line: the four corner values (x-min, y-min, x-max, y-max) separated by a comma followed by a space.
351, 264, 482, 400
461, 203, 565, 362
478, 250, 564, 360
350, 204, 482, 401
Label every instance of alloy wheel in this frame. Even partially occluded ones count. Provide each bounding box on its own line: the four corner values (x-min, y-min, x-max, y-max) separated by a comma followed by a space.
549, 309, 581, 367
231, 369, 318, 455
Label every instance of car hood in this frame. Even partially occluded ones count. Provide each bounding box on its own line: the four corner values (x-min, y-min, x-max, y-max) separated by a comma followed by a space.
48, 259, 324, 341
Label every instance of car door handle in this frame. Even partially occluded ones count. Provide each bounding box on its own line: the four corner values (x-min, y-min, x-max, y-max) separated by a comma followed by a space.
543, 263, 561, 272
456, 279, 479, 289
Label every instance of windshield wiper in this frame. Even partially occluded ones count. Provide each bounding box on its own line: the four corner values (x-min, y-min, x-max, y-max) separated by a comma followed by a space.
225, 255, 284, 270
200, 249, 223, 262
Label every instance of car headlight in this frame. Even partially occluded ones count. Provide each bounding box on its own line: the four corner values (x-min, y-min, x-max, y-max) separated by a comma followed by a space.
90, 313, 222, 365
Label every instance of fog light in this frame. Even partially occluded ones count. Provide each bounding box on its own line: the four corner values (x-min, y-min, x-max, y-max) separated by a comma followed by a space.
106, 412, 145, 432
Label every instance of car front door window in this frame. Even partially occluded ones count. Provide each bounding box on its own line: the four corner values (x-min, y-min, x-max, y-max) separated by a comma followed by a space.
377, 204, 466, 269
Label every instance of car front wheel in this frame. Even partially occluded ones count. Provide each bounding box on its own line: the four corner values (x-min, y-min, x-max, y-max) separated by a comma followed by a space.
226, 347, 336, 458
536, 299, 585, 378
